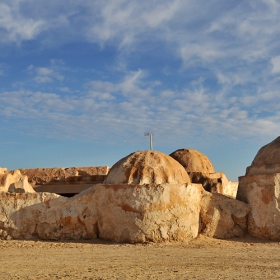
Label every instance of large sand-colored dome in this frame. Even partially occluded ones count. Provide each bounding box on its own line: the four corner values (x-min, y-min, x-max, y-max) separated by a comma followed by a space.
169, 149, 215, 173
104, 150, 190, 185
246, 136, 280, 175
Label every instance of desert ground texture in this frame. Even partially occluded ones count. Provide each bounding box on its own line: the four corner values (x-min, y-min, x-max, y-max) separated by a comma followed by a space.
1, 235, 280, 280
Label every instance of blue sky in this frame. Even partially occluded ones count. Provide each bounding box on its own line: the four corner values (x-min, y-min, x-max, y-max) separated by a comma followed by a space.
1, 0, 280, 181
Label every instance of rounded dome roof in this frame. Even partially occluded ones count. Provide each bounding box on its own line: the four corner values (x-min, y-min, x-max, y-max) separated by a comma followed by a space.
104, 150, 190, 185
169, 148, 215, 173
246, 136, 280, 175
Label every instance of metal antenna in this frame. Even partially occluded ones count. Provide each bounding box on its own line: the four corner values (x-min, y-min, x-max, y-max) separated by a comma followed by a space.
144, 132, 154, 150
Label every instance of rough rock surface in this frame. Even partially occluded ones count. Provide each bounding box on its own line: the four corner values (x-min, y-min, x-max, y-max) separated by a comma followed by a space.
96, 183, 201, 242
189, 172, 238, 198
236, 136, 280, 240
169, 149, 238, 198
104, 150, 191, 185
237, 173, 280, 240
0, 170, 34, 193
0, 191, 97, 240
200, 189, 250, 238
0, 183, 202, 242
170, 148, 215, 173
19, 166, 109, 186
0, 167, 8, 175
246, 136, 280, 175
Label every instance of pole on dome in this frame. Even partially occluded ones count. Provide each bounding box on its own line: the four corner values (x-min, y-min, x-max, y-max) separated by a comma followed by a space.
144, 132, 154, 150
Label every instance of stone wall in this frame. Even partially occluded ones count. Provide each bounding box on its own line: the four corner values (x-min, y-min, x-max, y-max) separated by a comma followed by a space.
237, 173, 280, 240
188, 171, 238, 198
19, 167, 110, 195
0, 183, 202, 242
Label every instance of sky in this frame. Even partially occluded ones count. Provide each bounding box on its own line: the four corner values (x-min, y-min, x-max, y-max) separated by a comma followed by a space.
1, 0, 280, 181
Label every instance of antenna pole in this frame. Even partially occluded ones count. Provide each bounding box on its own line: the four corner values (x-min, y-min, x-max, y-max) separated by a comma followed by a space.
144, 132, 154, 150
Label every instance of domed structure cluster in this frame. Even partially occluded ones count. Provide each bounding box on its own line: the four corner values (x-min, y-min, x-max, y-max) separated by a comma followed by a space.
0, 145, 249, 243
103, 148, 236, 198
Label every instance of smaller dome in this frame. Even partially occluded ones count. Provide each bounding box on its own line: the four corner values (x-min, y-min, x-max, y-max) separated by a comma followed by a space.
246, 136, 280, 175
104, 150, 190, 185
169, 149, 215, 173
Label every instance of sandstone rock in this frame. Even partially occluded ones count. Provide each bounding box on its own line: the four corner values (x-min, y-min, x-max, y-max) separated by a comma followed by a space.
0, 191, 98, 240
169, 148, 215, 173
189, 171, 238, 198
169, 149, 237, 198
104, 150, 190, 185
237, 173, 280, 240
237, 136, 280, 240
0, 183, 202, 243
200, 189, 250, 238
246, 136, 280, 175
18, 166, 109, 196
0, 167, 8, 175
19, 166, 109, 186
95, 183, 202, 243
0, 170, 35, 193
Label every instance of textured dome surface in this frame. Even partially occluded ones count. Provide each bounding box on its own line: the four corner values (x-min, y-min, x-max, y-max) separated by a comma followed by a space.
169, 149, 215, 173
246, 136, 280, 175
104, 150, 190, 185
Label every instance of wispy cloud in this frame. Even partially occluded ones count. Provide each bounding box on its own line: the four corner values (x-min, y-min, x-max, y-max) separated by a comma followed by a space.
1, 0, 280, 152
2, 67, 280, 145
0, 2, 45, 44
26, 60, 64, 83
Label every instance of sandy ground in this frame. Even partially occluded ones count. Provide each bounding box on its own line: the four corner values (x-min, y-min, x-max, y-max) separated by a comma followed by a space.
1, 235, 280, 280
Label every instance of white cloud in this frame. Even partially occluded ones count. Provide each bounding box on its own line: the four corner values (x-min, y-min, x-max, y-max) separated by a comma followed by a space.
1, 0, 280, 147
26, 62, 64, 84
37, 67, 53, 76
58, 87, 71, 92
34, 76, 53, 83
141, 1, 181, 28
2, 67, 280, 144
271, 56, 280, 74
0, 2, 45, 43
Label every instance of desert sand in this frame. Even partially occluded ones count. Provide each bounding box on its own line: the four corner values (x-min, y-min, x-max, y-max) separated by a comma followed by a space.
1, 235, 280, 280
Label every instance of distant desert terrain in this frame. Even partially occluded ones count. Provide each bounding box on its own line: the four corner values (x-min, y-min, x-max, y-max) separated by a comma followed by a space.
1, 235, 280, 280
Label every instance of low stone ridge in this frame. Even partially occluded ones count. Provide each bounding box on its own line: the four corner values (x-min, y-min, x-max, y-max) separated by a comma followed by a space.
0, 170, 34, 193
19, 166, 109, 186
0, 183, 202, 242
169, 148, 215, 173
246, 136, 280, 175
0, 181, 252, 242
104, 150, 191, 185
18, 166, 109, 195
200, 189, 250, 238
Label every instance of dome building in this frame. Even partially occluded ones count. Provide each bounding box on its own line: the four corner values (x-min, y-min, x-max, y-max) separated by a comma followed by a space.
169, 148, 215, 174
170, 148, 237, 198
245, 136, 280, 176
237, 136, 280, 240
104, 150, 190, 185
